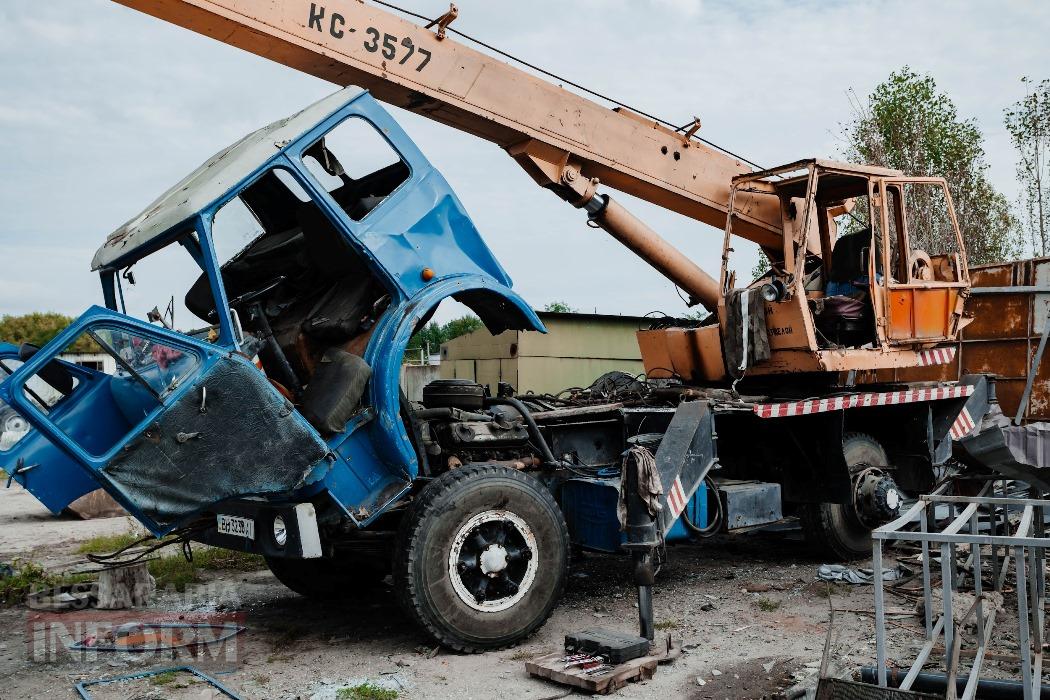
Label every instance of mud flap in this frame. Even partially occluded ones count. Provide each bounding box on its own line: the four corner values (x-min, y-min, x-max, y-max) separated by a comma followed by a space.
653, 400, 717, 536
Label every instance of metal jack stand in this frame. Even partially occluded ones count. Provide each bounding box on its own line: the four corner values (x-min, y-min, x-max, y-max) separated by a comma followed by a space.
868, 481, 1050, 699
526, 445, 680, 695
623, 445, 660, 644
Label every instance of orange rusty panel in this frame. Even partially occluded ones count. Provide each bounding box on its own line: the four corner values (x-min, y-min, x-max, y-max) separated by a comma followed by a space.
637, 330, 675, 379
764, 300, 810, 350
886, 290, 915, 340
691, 325, 728, 381
963, 294, 1030, 340
636, 327, 726, 382
886, 289, 955, 341
960, 340, 1030, 377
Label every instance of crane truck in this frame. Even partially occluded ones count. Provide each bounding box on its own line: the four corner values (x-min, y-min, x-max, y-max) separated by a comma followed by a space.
0, 1, 993, 652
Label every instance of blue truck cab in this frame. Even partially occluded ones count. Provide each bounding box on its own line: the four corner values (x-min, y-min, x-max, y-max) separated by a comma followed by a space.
0, 88, 723, 651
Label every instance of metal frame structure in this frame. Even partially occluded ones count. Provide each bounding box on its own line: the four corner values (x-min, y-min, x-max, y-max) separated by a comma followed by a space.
873, 483, 1049, 699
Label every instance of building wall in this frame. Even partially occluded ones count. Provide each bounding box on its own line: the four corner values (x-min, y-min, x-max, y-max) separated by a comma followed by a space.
439, 313, 646, 395
59, 352, 117, 374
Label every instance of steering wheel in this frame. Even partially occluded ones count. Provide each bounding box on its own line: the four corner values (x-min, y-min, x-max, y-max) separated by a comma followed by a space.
207, 276, 286, 322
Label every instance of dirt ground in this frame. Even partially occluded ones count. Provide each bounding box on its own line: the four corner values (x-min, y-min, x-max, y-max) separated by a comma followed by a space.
0, 484, 903, 699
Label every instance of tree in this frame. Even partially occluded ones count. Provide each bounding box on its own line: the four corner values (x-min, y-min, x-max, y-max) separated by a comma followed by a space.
842, 67, 1021, 265
1005, 78, 1050, 257
0, 313, 99, 353
406, 315, 483, 357
542, 301, 577, 313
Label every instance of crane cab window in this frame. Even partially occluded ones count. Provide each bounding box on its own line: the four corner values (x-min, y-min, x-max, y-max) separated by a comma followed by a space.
895, 182, 963, 283
301, 117, 410, 222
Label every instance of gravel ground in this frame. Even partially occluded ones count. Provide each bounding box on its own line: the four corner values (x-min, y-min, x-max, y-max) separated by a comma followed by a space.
1, 484, 902, 699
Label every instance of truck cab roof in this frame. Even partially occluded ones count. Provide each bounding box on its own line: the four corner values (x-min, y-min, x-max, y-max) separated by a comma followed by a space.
91, 87, 366, 271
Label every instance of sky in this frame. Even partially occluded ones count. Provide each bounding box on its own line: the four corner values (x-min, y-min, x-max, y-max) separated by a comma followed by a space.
1, 0, 1048, 325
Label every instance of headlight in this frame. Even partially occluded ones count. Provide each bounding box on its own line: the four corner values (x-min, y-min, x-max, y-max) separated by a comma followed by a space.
273, 515, 287, 547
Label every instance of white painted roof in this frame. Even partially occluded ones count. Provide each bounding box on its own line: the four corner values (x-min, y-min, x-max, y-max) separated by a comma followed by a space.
91, 87, 364, 270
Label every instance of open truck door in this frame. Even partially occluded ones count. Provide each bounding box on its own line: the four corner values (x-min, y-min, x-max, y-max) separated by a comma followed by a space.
0, 343, 103, 514
0, 309, 330, 535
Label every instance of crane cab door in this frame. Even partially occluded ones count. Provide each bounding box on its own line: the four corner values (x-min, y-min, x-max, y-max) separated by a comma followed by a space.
874, 179, 969, 344
0, 308, 330, 535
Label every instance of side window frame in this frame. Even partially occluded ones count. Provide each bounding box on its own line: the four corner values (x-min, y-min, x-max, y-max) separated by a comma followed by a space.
294, 114, 414, 226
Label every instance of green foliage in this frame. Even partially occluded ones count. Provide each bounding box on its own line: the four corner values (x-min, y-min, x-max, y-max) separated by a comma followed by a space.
150, 672, 179, 687
147, 546, 265, 592
0, 312, 100, 353
542, 301, 577, 313
751, 252, 771, 280
77, 530, 145, 555
1005, 77, 1050, 256
843, 67, 1022, 265
756, 597, 781, 612
406, 315, 483, 356
337, 683, 398, 700
0, 560, 92, 607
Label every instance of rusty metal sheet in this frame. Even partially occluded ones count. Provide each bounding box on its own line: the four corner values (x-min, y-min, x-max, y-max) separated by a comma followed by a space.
961, 340, 1031, 377
964, 294, 1030, 339
970, 263, 1016, 286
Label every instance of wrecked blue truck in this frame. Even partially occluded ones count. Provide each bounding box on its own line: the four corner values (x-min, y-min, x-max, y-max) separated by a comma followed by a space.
0, 88, 987, 651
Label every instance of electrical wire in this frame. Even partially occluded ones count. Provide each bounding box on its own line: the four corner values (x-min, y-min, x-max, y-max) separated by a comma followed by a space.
85, 521, 211, 569
370, 0, 766, 170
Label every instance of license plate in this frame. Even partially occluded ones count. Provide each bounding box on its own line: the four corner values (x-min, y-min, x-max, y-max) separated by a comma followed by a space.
217, 514, 255, 540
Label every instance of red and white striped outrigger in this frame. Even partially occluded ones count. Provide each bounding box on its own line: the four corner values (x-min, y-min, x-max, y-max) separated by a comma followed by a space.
753, 385, 974, 420
750, 383, 980, 441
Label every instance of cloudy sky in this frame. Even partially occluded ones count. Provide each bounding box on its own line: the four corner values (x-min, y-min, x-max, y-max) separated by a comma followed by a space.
2, 0, 1048, 324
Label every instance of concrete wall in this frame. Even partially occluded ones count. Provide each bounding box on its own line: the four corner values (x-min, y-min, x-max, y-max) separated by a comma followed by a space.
400, 363, 441, 402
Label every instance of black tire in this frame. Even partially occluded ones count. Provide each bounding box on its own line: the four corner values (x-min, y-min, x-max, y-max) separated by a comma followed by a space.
801, 433, 887, 561
394, 464, 569, 653
265, 554, 387, 599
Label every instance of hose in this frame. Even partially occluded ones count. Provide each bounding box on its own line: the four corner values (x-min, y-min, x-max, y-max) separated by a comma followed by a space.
680, 476, 723, 538
483, 396, 559, 466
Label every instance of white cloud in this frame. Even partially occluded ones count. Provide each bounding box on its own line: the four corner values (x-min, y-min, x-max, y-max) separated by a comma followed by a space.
1, 0, 1048, 324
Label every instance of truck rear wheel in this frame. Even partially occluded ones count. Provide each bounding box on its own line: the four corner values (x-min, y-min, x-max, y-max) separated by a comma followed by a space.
394, 464, 569, 653
801, 433, 889, 561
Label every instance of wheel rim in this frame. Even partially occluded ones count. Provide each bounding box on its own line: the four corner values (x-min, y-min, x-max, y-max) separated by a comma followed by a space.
448, 509, 538, 613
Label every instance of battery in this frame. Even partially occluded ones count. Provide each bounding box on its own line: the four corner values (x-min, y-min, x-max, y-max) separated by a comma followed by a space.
564, 628, 651, 664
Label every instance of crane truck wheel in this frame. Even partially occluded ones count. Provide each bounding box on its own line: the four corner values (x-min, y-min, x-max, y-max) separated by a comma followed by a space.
393, 464, 569, 653
800, 433, 891, 561
265, 555, 387, 599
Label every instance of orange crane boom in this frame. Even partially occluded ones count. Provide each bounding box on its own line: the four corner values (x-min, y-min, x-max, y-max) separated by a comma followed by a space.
113, 0, 783, 309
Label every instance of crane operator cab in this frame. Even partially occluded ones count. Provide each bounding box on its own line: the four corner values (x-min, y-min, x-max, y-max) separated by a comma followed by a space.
639, 159, 971, 387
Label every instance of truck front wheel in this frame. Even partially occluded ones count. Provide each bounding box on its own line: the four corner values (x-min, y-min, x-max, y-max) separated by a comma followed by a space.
801, 433, 897, 561
394, 464, 569, 652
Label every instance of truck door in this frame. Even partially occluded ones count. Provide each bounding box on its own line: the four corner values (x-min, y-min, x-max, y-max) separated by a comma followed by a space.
878, 179, 969, 343
0, 346, 102, 514
0, 308, 331, 535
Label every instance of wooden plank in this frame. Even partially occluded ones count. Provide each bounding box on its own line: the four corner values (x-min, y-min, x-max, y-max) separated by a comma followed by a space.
525, 652, 658, 695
